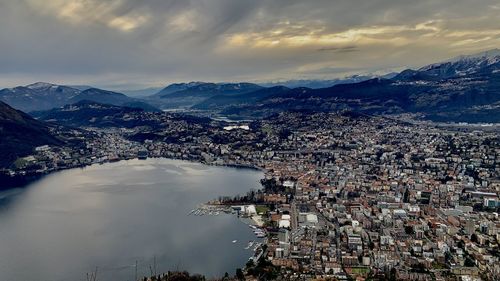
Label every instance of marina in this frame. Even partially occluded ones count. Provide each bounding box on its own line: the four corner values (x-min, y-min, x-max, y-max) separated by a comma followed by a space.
187, 203, 267, 259
187, 204, 231, 216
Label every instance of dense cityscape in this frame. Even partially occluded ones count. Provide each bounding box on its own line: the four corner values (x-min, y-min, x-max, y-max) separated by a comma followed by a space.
2, 109, 498, 281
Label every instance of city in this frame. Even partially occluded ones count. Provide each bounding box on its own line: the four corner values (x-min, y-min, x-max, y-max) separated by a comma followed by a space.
2, 110, 498, 280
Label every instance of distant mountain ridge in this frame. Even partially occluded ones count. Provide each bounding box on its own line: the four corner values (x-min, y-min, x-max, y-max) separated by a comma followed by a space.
259, 73, 398, 89
0, 83, 158, 113
120, 87, 164, 97
433, 48, 500, 68
164, 82, 263, 98
152, 82, 208, 97
146, 82, 263, 109
68, 88, 131, 105
1, 49, 498, 123
203, 49, 500, 123
395, 48, 500, 81
193, 86, 290, 110
0, 82, 80, 112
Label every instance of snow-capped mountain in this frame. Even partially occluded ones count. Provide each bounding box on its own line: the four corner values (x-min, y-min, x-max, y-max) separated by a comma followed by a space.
26, 82, 57, 90
420, 48, 499, 75
0, 82, 157, 112
259, 73, 398, 89
396, 49, 500, 81
209, 49, 500, 123
0, 82, 81, 112
445, 49, 500, 65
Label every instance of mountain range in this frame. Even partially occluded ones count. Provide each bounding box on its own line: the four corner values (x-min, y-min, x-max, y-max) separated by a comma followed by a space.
145, 82, 264, 109
0, 49, 499, 123
394, 49, 500, 81
193, 49, 500, 122
0, 83, 159, 113
258, 73, 398, 89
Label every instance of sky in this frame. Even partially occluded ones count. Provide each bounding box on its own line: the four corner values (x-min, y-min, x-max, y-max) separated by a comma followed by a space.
0, 0, 499, 90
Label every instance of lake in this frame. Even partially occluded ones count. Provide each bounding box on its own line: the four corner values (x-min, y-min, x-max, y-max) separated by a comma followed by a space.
0, 158, 263, 281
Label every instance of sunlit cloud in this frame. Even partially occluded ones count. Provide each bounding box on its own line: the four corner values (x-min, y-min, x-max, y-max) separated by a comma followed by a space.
451, 37, 493, 47
27, 0, 149, 32
168, 10, 199, 32
108, 14, 149, 32
1, 0, 498, 88
224, 21, 442, 49
445, 29, 500, 38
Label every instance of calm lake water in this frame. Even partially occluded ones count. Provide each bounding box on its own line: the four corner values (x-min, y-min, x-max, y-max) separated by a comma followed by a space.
0, 159, 263, 281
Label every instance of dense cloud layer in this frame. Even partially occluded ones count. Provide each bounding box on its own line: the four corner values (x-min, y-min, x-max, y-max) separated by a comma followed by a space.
1, 0, 499, 89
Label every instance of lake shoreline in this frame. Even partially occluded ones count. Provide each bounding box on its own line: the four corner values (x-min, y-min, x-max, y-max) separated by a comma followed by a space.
0, 155, 267, 191
0, 158, 265, 281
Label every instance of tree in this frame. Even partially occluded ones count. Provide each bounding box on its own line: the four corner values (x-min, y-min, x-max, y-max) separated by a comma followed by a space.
405, 225, 414, 235
464, 256, 475, 267
411, 263, 427, 273
246, 260, 254, 268
470, 233, 478, 243
384, 268, 397, 281
390, 268, 397, 281
235, 268, 244, 280
403, 188, 410, 203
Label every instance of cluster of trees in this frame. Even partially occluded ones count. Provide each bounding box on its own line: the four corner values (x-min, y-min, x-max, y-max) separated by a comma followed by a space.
141, 271, 204, 281
245, 256, 279, 280
139, 271, 200, 281
142, 269, 244, 281
217, 188, 262, 204
216, 178, 296, 205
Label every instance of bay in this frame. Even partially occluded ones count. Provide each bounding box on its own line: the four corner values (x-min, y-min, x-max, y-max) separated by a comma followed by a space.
0, 158, 263, 281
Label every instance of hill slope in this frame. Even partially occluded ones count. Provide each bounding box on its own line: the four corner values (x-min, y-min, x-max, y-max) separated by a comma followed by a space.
0, 101, 62, 167
32, 101, 160, 128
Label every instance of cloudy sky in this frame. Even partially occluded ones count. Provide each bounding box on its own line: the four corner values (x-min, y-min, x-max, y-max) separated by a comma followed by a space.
0, 0, 499, 90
